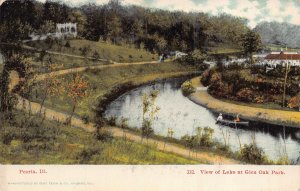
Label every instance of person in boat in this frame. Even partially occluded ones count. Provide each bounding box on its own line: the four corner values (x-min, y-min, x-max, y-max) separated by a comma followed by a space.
217, 113, 223, 122
234, 114, 240, 122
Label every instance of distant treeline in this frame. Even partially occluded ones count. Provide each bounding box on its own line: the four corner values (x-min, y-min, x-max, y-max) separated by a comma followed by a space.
0, 0, 250, 53
254, 22, 300, 48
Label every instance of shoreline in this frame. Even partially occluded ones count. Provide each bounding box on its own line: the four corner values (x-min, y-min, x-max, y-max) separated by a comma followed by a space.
188, 76, 300, 128
15, 71, 238, 164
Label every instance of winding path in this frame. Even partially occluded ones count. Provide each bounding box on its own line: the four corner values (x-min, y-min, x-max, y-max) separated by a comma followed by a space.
189, 77, 300, 128
11, 53, 238, 164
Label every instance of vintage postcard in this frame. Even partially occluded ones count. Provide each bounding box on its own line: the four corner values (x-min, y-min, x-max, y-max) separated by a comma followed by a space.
0, 0, 299, 190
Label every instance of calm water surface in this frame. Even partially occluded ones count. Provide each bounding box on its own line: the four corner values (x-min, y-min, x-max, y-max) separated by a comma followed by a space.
105, 78, 300, 162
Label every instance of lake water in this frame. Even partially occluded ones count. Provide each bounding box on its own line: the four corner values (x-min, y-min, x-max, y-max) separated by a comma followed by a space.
105, 77, 300, 162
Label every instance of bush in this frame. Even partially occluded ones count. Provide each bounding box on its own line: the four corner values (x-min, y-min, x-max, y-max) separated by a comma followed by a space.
65, 41, 71, 48
201, 69, 212, 86
208, 80, 231, 98
1, 129, 16, 145
287, 96, 300, 109
79, 45, 91, 57
93, 51, 100, 60
107, 116, 117, 126
239, 144, 266, 164
81, 114, 90, 124
200, 127, 214, 147
181, 80, 195, 96
236, 88, 254, 102
76, 147, 101, 164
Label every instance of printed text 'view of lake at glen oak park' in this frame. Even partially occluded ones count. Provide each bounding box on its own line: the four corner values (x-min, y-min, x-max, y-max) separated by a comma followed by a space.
0, 0, 300, 165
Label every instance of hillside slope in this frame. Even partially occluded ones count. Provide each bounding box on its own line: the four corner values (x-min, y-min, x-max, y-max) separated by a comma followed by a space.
254, 22, 300, 48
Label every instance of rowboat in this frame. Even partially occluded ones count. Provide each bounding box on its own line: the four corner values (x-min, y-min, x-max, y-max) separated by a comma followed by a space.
216, 119, 249, 127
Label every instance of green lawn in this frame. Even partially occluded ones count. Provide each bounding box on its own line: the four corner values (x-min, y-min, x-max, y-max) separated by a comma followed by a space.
0, 111, 198, 164
27, 39, 158, 63
28, 52, 110, 72
30, 62, 197, 119
266, 44, 300, 52
207, 46, 242, 55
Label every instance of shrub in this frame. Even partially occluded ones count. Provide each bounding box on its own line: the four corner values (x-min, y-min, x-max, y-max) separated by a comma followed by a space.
181, 134, 196, 150
254, 95, 264, 104
200, 127, 214, 147
141, 120, 154, 139
107, 116, 117, 126
65, 41, 71, 48
239, 144, 266, 164
208, 81, 231, 98
201, 69, 215, 86
76, 147, 101, 164
1, 129, 16, 145
81, 114, 90, 124
93, 51, 100, 60
181, 80, 195, 96
287, 96, 300, 109
236, 88, 254, 102
276, 155, 290, 165
79, 45, 91, 57
209, 72, 222, 84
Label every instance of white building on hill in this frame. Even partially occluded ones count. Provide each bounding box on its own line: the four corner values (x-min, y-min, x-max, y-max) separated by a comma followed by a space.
56, 23, 77, 38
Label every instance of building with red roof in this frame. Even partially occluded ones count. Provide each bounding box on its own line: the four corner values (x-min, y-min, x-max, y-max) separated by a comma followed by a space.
264, 51, 300, 67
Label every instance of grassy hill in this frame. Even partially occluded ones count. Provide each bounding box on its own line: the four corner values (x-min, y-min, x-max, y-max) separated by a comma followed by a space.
0, 111, 198, 164
27, 39, 158, 63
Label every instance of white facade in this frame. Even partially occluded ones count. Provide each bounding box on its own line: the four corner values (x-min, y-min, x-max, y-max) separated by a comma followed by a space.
56, 23, 77, 38
257, 51, 300, 68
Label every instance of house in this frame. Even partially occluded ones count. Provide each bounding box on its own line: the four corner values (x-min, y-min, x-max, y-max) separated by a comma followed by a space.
263, 51, 300, 68
56, 23, 77, 38
26, 23, 78, 42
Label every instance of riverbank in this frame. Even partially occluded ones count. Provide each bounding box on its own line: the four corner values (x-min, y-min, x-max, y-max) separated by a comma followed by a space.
15, 73, 238, 164
189, 76, 300, 128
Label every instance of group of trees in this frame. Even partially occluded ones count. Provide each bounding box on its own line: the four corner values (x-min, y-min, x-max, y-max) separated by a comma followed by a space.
0, 52, 89, 127
0, 0, 254, 54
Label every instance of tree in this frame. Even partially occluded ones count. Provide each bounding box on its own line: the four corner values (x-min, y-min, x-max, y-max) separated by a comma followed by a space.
281, 61, 292, 108
38, 64, 64, 116
0, 19, 33, 42
0, 54, 27, 113
141, 90, 160, 143
240, 30, 262, 65
120, 117, 128, 138
153, 33, 167, 53
106, 15, 123, 44
68, 10, 87, 36
38, 20, 55, 35
66, 73, 89, 126
181, 134, 196, 157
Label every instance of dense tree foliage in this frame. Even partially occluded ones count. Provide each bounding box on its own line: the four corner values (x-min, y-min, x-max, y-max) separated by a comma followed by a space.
240, 30, 262, 64
0, 0, 250, 53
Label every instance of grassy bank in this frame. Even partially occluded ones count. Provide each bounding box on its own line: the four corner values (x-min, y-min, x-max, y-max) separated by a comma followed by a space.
0, 111, 198, 164
27, 39, 158, 63
30, 62, 197, 119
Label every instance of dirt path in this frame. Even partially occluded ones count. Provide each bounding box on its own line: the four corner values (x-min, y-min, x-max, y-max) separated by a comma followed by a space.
189, 77, 300, 128
36, 60, 160, 81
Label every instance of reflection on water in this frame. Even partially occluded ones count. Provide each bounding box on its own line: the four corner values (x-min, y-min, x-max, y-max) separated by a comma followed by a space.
105, 78, 300, 161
